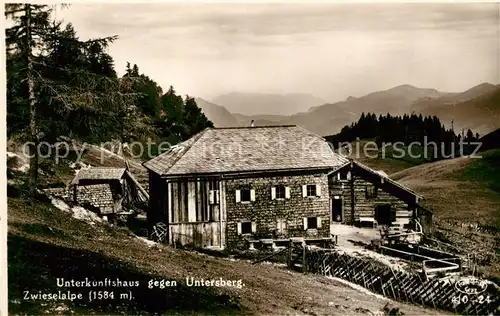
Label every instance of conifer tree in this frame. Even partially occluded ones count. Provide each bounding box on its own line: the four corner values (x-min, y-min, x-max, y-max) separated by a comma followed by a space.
5, 4, 139, 193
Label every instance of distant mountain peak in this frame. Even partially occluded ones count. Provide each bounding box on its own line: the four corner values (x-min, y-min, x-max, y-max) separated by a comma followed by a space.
388, 84, 419, 92
194, 97, 240, 127
474, 82, 494, 88
464, 82, 495, 93
393, 84, 416, 89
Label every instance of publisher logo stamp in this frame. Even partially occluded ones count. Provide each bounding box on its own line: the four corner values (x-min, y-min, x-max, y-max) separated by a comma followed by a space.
455, 277, 488, 295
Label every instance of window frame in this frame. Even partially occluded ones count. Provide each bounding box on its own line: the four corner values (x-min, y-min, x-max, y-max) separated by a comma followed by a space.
276, 218, 287, 234
241, 221, 252, 234
307, 217, 318, 229
275, 185, 286, 200
306, 184, 317, 197
240, 188, 251, 203
366, 184, 377, 199
303, 216, 322, 230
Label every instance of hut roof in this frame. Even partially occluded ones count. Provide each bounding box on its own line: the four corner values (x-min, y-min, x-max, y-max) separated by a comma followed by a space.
143, 125, 349, 176
71, 167, 126, 185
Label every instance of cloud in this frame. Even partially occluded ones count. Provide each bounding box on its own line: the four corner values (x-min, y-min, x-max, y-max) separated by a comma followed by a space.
63, 3, 498, 35
57, 3, 499, 99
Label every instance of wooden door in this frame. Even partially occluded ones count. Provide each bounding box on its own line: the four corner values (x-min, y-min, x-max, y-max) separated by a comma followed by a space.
332, 196, 343, 222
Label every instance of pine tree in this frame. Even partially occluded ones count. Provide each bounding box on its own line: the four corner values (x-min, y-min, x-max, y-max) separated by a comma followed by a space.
132, 64, 139, 77
6, 4, 140, 192
125, 61, 132, 76
119, 63, 162, 118
5, 4, 57, 193
466, 129, 474, 142
183, 95, 213, 136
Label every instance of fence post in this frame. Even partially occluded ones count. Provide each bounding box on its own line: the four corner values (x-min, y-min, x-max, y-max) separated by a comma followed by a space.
302, 245, 307, 273
287, 239, 292, 268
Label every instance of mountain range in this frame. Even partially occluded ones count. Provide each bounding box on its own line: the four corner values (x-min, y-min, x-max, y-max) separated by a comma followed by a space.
196, 83, 500, 136
211, 92, 326, 116
194, 98, 240, 127
409, 83, 499, 136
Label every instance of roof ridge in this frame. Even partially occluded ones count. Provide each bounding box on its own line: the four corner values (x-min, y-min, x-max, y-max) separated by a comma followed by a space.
143, 125, 349, 176
213, 125, 296, 130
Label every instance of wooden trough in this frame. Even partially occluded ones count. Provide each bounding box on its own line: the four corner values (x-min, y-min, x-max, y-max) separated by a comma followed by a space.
378, 244, 462, 276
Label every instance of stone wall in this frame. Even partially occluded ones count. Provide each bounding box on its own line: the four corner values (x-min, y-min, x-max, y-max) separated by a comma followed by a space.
44, 184, 115, 215
224, 170, 330, 249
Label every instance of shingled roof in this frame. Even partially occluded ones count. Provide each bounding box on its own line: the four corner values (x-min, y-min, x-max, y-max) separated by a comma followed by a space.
143, 125, 349, 176
71, 167, 126, 185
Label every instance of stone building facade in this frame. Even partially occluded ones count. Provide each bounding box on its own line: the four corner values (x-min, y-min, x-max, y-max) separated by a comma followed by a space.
144, 125, 427, 250
224, 171, 330, 249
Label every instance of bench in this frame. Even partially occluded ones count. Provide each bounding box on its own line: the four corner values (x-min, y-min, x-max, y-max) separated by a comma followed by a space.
248, 239, 279, 251
248, 240, 260, 250
359, 216, 378, 228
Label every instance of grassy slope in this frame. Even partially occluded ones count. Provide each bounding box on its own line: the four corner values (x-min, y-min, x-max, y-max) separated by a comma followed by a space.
7, 197, 444, 315
391, 149, 500, 276
391, 149, 500, 226
345, 140, 435, 174
461, 149, 500, 195
346, 145, 499, 275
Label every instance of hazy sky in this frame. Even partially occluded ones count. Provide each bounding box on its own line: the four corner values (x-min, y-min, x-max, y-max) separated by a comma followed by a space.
57, 3, 499, 102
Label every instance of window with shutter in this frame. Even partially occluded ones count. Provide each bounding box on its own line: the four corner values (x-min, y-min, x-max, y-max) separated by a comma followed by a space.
275, 185, 286, 199
277, 218, 287, 234
241, 222, 252, 234
306, 184, 317, 197
307, 217, 318, 229
240, 189, 251, 202
338, 170, 350, 181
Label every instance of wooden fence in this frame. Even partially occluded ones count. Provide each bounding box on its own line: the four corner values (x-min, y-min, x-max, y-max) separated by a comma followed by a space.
305, 249, 499, 315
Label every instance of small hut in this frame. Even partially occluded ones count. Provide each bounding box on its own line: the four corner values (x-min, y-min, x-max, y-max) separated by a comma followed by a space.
70, 167, 148, 216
